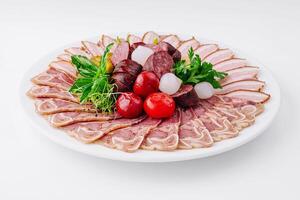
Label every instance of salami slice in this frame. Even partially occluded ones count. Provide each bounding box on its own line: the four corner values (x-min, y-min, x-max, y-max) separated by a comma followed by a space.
172, 85, 199, 107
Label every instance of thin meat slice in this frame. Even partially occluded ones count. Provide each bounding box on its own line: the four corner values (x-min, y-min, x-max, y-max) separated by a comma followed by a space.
162, 35, 181, 48
222, 90, 270, 103
82, 41, 104, 56
35, 98, 95, 115
100, 117, 161, 152
65, 115, 146, 143
31, 68, 74, 90
57, 53, 72, 62
101, 34, 115, 47
127, 34, 142, 45
65, 47, 91, 58
178, 108, 213, 149
49, 61, 77, 78
221, 67, 259, 85
48, 112, 119, 127
216, 80, 265, 94
204, 49, 234, 65
194, 44, 218, 60
177, 38, 200, 60
142, 31, 160, 44
141, 110, 181, 151
27, 86, 78, 103
111, 41, 130, 66
214, 58, 247, 72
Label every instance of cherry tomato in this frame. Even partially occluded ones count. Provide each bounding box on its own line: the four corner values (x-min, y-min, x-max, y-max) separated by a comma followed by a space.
144, 92, 175, 118
133, 71, 159, 98
116, 92, 143, 118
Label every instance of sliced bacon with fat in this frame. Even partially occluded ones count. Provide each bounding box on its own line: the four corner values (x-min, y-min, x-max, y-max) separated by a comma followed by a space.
204, 49, 234, 65
142, 31, 160, 44
194, 44, 218, 60
221, 66, 259, 85
127, 34, 142, 45
162, 35, 181, 48
222, 90, 270, 103
82, 41, 104, 56
177, 38, 200, 60
214, 58, 247, 72
216, 80, 265, 94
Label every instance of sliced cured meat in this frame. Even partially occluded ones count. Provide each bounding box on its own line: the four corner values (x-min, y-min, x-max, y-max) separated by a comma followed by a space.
35, 98, 95, 115
57, 53, 72, 62
48, 112, 119, 127
49, 61, 77, 78
65, 47, 91, 58
177, 38, 200, 60
127, 34, 142, 45
194, 44, 218, 60
143, 51, 173, 78
221, 66, 259, 85
214, 58, 247, 72
162, 35, 181, 48
27, 86, 78, 103
152, 41, 181, 62
204, 49, 234, 65
31, 68, 74, 90
65, 115, 146, 143
100, 117, 161, 152
141, 110, 181, 151
142, 31, 160, 44
82, 41, 104, 56
222, 90, 270, 103
178, 108, 213, 149
216, 80, 265, 94
101, 34, 115, 47
172, 85, 199, 107
111, 41, 130, 66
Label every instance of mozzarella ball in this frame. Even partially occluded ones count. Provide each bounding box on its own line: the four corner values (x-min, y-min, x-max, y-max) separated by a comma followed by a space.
159, 73, 182, 95
194, 82, 214, 99
131, 46, 154, 66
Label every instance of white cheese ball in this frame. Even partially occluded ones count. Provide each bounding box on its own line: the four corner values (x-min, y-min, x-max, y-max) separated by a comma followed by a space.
131, 46, 154, 66
159, 73, 182, 95
194, 82, 214, 99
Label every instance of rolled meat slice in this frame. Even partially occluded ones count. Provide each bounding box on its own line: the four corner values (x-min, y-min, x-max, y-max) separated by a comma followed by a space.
221, 66, 259, 85
222, 90, 270, 103
194, 44, 218, 60
216, 80, 265, 94
204, 49, 234, 65
65, 47, 91, 59
142, 31, 160, 44
49, 61, 77, 78
143, 51, 173, 78
57, 53, 72, 62
111, 41, 130, 66
162, 35, 181, 48
127, 34, 142, 45
177, 38, 200, 60
101, 34, 115, 47
82, 41, 104, 56
213, 58, 247, 72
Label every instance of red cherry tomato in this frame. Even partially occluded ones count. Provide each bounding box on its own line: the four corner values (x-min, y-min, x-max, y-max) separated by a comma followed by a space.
116, 92, 143, 118
133, 71, 159, 98
144, 92, 175, 118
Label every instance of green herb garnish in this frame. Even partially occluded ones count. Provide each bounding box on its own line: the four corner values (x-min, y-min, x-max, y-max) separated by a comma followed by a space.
69, 43, 116, 113
173, 48, 227, 88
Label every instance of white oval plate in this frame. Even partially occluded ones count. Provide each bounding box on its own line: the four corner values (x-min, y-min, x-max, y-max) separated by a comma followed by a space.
20, 33, 280, 162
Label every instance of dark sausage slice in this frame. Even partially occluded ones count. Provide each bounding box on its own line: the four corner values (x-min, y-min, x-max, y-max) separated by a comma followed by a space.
152, 42, 181, 62
143, 51, 174, 78
111, 41, 130, 66
172, 85, 199, 107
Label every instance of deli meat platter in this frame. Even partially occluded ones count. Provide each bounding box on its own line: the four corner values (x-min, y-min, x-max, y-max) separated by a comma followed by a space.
20, 31, 280, 162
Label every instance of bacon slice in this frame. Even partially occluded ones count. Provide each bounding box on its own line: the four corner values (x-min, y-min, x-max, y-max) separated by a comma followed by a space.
204, 49, 234, 65
31, 68, 74, 90
222, 90, 270, 103
177, 38, 200, 60
35, 98, 94, 115
194, 44, 218, 60
216, 80, 265, 94
65, 47, 91, 58
49, 61, 77, 78
127, 34, 142, 45
27, 86, 78, 103
57, 53, 72, 62
142, 31, 160, 44
65, 116, 146, 143
162, 35, 181, 48
48, 112, 118, 127
100, 117, 161, 152
141, 110, 181, 151
221, 66, 259, 85
214, 58, 247, 72
178, 108, 213, 149
82, 41, 104, 56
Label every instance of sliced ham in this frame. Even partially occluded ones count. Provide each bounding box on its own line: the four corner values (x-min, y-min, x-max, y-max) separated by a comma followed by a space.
81, 41, 104, 56
31, 68, 74, 90
111, 41, 130, 66
100, 117, 161, 152
162, 35, 181, 48
35, 98, 94, 115
141, 110, 181, 151
142, 31, 160, 44
214, 58, 247, 72
221, 66, 259, 85
216, 80, 265, 94
127, 34, 142, 45
222, 90, 270, 103
204, 49, 234, 65
48, 112, 118, 127
177, 38, 200, 60
57, 53, 72, 62
65, 115, 146, 143
49, 61, 77, 78
194, 44, 218, 60
27, 86, 78, 103
65, 47, 91, 58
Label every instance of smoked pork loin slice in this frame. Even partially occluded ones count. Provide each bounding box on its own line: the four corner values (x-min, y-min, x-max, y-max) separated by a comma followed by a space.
177, 38, 200, 60
161, 35, 181, 49
194, 44, 219, 60
204, 49, 234, 65
81, 41, 104, 57
215, 80, 265, 95
65, 47, 91, 59
142, 31, 160, 44
127, 34, 142, 45
213, 58, 247, 72
221, 66, 259, 86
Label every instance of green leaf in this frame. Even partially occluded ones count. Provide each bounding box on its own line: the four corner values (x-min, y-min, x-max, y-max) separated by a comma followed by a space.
71, 55, 97, 77
69, 77, 93, 93
79, 83, 93, 103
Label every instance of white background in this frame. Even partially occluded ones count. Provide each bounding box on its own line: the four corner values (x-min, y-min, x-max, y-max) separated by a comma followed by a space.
0, 0, 299, 199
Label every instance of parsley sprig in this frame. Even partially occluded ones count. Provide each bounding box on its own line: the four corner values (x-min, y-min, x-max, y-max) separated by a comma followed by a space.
69, 43, 117, 113
173, 48, 227, 88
